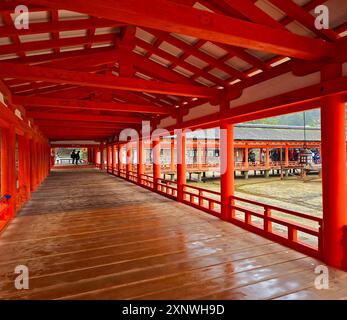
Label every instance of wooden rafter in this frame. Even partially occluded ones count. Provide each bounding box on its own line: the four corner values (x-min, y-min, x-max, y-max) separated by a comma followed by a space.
27, 0, 335, 60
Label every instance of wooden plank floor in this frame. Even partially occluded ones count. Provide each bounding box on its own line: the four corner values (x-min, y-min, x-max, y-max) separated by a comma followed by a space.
0, 168, 347, 300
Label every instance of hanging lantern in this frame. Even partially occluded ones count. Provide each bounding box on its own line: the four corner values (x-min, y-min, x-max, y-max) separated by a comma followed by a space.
299, 112, 313, 164
299, 148, 313, 164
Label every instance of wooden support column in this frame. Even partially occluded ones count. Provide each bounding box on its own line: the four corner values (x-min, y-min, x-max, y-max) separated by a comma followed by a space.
18, 135, 28, 205
29, 139, 36, 191
284, 145, 289, 166
1, 126, 16, 217
320, 63, 347, 269
204, 138, 208, 164
111, 145, 115, 174
220, 121, 234, 221
106, 145, 111, 173
244, 144, 249, 169
138, 138, 144, 184
117, 144, 122, 175
170, 137, 175, 171
265, 145, 270, 168
197, 142, 203, 170
126, 142, 132, 179
152, 139, 161, 190
177, 130, 186, 202
100, 143, 105, 170
23, 135, 31, 201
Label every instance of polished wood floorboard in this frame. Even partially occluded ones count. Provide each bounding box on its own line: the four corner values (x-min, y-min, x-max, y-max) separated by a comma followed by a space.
0, 168, 346, 300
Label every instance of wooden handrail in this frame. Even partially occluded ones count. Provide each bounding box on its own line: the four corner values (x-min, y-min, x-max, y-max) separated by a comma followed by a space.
230, 195, 322, 223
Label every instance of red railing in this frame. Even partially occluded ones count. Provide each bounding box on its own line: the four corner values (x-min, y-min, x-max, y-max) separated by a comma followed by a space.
106, 169, 322, 258
182, 185, 221, 217
139, 174, 154, 189
229, 195, 322, 258
119, 168, 127, 179
156, 179, 177, 199
128, 171, 138, 183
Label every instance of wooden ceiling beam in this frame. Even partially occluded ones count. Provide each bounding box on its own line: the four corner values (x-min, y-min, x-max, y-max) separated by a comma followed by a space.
13, 95, 175, 115
29, 0, 335, 60
268, 0, 339, 42
27, 111, 144, 124
0, 17, 124, 37
0, 62, 217, 98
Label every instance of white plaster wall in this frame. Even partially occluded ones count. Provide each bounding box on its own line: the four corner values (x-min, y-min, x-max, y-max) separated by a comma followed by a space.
183, 102, 219, 122
230, 71, 321, 108
158, 116, 176, 129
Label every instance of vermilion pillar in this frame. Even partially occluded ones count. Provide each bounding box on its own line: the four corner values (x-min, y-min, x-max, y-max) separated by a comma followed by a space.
29, 139, 38, 191
1, 126, 16, 217
170, 137, 175, 171
220, 121, 234, 221
284, 145, 289, 166
87, 148, 90, 164
321, 63, 347, 269
100, 144, 105, 170
107, 145, 111, 173
244, 144, 249, 169
93, 147, 98, 166
23, 135, 31, 201
117, 144, 122, 175
177, 131, 186, 202
204, 138, 208, 164
138, 138, 144, 184
18, 135, 27, 204
111, 145, 115, 174
152, 139, 161, 190
126, 142, 132, 179
265, 146, 270, 168
197, 142, 203, 169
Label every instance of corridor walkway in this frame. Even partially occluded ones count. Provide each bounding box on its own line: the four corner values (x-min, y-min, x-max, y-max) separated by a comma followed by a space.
0, 169, 346, 300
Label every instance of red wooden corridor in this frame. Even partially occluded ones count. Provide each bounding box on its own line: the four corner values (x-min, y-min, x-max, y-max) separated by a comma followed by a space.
0, 0, 347, 300
0, 168, 346, 300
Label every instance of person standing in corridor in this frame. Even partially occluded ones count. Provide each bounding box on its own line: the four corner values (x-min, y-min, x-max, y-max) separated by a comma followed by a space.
75, 151, 81, 165
71, 150, 76, 164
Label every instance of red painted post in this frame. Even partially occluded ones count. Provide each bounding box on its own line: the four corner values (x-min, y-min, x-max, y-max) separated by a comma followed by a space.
153, 139, 161, 190
23, 135, 31, 201
100, 143, 105, 171
93, 147, 98, 166
87, 147, 91, 164
177, 130, 186, 202
106, 145, 111, 173
220, 121, 234, 221
284, 145, 289, 166
29, 139, 36, 192
265, 145, 270, 168
126, 142, 132, 179
111, 145, 115, 174
170, 137, 175, 171
138, 138, 144, 184
1, 126, 16, 217
321, 63, 347, 269
205, 138, 208, 164
244, 144, 249, 169
117, 144, 122, 175
18, 135, 27, 206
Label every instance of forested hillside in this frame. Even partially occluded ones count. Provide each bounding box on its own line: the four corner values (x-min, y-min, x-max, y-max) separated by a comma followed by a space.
249, 106, 347, 127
